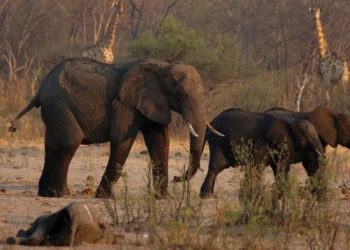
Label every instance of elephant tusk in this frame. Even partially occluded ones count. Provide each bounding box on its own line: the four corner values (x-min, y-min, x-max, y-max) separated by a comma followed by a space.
187, 122, 199, 137
206, 122, 225, 137
83, 205, 93, 223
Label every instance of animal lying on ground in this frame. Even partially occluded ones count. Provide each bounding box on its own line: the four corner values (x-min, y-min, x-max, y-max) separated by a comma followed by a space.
265, 105, 350, 176
6, 202, 116, 246
174, 108, 324, 198
8, 57, 223, 198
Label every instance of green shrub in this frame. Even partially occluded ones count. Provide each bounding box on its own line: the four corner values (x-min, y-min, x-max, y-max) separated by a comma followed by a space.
128, 17, 206, 63
127, 17, 246, 74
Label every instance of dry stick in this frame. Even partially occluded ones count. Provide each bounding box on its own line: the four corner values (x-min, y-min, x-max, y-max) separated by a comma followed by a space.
0, 0, 9, 13
130, 0, 146, 40
0, 0, 10, 34
3, 43, 17, 84
175, 164, 187, 221
82, 6, 86, 47
15, 3, 48, 57
69, 19, 78, 57
3, 43, 36, 88
295, 73, 309, 112
180, 144, 192, 206
186, 157, 191, 206
90, 0, 109, 43
330, 221, 338, 250
155, 0, 179, 29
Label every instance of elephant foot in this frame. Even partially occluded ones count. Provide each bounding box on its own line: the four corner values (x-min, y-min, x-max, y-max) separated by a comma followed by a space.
6, 237, 17, 245
153, 191, 171, 200
95, 176, 116, 199
199, 191, 215, 199
38, 186, 71, 198
95, 185, 114, 199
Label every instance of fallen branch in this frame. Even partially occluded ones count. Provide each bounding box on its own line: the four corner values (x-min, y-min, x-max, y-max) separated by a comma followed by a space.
295, 73, 309, 112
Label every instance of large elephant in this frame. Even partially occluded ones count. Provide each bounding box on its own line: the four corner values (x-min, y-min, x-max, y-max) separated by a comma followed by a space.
264, 105, 350, 176
9, 58, 223, 198
177, 109, 324, 199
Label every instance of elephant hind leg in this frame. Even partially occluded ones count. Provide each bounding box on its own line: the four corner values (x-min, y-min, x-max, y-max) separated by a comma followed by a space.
142, 123, 169, 199
39, 142, 80, 197
269, 160, 290, 180
301, 151, 320, 177
39, 107, 83, 197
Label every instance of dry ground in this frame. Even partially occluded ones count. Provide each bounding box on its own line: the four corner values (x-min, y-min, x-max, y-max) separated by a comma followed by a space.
0, 136, 350, 249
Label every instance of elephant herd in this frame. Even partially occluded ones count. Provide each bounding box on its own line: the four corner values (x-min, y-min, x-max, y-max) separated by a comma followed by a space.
196, 106, 350, 198
9, 57, 350, 200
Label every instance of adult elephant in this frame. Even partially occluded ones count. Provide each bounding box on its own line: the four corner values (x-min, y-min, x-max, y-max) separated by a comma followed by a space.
265, 105, 350, 176
174, 109, 324, 199
9, 58, 223, 198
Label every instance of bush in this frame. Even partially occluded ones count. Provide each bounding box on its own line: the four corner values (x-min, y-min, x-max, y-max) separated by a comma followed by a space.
234, 140, 340, 248
127, 17, 246, 74
128, 17, 206, 63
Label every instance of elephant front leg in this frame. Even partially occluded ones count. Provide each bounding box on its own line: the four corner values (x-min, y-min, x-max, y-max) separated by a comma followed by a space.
200, 147, 229, 199
302, 151, 321, 177
96, 138, 136, 198
142, 124, 170, 199
269, 160, 290, 181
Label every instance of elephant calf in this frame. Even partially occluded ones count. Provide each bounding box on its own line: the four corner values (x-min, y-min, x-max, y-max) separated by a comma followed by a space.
199, 108, 324, 198
6, 202, 116, 246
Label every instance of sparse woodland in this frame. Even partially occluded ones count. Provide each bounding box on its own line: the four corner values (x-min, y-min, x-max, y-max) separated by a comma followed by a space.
1, 0, 350, 138
2, 2, 350, 249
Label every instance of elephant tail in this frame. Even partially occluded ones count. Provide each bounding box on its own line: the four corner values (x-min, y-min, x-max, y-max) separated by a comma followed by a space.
8, 92, 41, 132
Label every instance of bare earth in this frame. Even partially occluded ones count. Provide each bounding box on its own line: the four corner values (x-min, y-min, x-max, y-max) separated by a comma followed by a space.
0, 137, 350, 249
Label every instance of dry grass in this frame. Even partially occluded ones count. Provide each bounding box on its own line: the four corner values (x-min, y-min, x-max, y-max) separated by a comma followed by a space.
2, 1, 350, 248
0, 137, 350, 249
1, 38, 350, 250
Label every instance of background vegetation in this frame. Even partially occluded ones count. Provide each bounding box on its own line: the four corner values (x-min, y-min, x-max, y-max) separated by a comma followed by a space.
1, 0, 350, 139
1, 1, 350, 248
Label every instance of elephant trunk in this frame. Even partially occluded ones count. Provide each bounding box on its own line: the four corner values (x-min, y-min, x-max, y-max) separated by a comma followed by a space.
173, 103, 207, 182
7, 228, 46, 246
309, 138, 325, 156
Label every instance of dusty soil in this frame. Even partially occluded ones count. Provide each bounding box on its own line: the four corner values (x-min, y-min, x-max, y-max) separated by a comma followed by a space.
0, 138, 350, 249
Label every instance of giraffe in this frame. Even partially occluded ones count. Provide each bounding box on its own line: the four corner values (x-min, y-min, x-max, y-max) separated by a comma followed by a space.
81, 0, 124, 63
309, 6, 349, 103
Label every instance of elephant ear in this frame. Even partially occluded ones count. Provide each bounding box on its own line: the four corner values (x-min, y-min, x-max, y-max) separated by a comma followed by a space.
265, 117, 296, 160
117, 62, 171, 124
309, 106, 337, 147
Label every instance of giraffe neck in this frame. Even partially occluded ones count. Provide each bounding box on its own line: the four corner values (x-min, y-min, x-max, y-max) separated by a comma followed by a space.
315, 16, 328, 57
99, 9, 121, 49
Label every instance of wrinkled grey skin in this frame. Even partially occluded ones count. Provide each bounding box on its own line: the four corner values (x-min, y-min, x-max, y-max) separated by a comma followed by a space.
265, 105, 350, 176
9, 58, 211, 198
199, 109, 325, 199
6, 202, 115, 246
